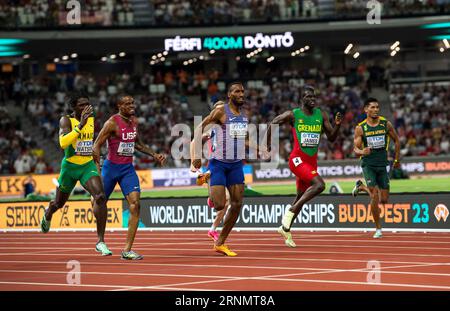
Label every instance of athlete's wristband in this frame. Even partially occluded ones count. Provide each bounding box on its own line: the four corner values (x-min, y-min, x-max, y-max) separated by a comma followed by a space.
73, 126, 81, 134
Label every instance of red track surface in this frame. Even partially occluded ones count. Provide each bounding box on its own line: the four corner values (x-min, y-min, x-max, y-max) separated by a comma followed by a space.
0, 231, 450, 291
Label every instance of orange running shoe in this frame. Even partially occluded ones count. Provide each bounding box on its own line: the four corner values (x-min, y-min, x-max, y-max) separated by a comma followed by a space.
196, 172, 211, 186
214, 244, 237, 257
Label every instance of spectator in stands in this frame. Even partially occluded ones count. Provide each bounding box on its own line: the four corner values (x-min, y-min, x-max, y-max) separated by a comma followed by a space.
14, 151, 33, 174
22, 174, 36, 198
34, 157, 48, 174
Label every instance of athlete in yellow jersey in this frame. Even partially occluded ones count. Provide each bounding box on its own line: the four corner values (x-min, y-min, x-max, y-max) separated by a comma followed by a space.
40, 93, 112, 256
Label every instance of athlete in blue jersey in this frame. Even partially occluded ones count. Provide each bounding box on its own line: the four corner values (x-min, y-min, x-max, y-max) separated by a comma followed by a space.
191, 82, 249, 256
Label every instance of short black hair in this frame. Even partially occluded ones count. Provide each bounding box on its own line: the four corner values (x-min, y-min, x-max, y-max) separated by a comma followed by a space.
301, 85, 315, 96
364, 97, 379, 108
117, 94, 132, 104
228, 81, 243, 91
69, 92, 89, 108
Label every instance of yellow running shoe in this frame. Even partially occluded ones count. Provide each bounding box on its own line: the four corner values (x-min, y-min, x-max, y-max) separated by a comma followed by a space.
277, 225, 297, 248
214, 244, 237, 256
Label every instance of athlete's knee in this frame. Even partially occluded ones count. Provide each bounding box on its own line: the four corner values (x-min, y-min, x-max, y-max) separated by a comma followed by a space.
315, 181, 325, 194
380, 195, 388, 204
212, 196, 226, 211
49, 200, 63, 210
93, 193, 106, 206
370, 190, 379, 202
214, 203, 226, 211
228, 203, 241, 214
230, 197, 243, 208
128, 201, 140, 216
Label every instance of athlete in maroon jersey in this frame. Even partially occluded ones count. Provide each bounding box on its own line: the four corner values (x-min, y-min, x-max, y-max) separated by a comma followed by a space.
93, 95, 166, 260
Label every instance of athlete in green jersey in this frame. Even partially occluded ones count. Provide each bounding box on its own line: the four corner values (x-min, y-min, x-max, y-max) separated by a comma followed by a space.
352, 98, 401, 238
40, 93, 111, 255
263, 85, 342, 247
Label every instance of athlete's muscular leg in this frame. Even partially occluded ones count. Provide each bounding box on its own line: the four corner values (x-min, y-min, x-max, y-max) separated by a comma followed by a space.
284, 160, 324, 230
210, 185, 227, 211
368, 186, 382, 230
289, 175, 325, 217
45, 189, 71, 221
124, 191, 140, 252
213, 193, 229, 228
85, 176, 107, 243
292, 188, 304, 206
216, 184, 244, 246
379, 188, 389, 204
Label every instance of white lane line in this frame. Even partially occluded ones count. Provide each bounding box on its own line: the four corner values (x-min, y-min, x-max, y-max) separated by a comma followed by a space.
110, 262, 450, 291
111, 277, 249, 291
0, 269, 237, 280
0, 281, 134, 289
253, 277, 450, 290
2, 241, 450, 252
1, 246, 449, 259
1, 259, 449, 275
3, 263, 448, 281
259, 262, 447, 279
0, 253, 447, 266
2, 236, 450, 244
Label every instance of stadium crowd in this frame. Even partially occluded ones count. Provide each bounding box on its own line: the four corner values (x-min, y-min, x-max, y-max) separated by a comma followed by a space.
0, 104, 49, 175
1, 0, 449, 28
152, 0, 319, 25
335, 0, 450, 17
1, 61, 448, 175
390, 84, 450, 157
0, 0, 134, 28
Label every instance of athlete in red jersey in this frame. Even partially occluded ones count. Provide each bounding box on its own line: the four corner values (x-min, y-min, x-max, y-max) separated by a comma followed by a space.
264, 86, 342, 247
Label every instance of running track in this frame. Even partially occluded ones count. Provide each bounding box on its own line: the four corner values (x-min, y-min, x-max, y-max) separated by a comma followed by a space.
0, 231, 449, 291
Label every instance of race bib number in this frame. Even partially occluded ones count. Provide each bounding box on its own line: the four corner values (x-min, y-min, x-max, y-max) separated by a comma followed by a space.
229, 122, 248, 138
300, 132, 320, 147
75, 140, 93, 156
292, 157, 303, 167
117, 142, 135, 157
367, 135, 385, 149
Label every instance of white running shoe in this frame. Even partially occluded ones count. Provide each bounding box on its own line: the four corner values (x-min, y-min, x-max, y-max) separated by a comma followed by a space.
277, 226, 296, 248
373, 230, 383, 239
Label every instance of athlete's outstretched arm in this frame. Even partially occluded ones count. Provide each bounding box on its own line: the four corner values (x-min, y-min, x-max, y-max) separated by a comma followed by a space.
353, 125, 371, 156
262, 111, 294, 153
135, 133, 167, 166
387, 121, 401, 168
321, 111, 342, 142
92, 119, 116, 165
191, 105, 224, 169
